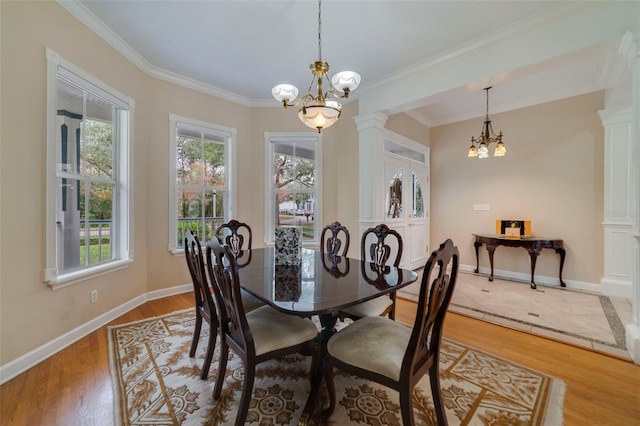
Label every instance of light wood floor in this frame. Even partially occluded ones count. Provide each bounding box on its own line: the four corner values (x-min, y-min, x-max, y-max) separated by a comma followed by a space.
1, 294, 638, 425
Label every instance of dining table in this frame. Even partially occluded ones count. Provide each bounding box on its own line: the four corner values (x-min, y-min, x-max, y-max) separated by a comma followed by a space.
236, 247, 419, 425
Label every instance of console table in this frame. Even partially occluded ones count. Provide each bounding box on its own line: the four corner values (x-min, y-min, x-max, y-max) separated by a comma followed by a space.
473, 234, 566, 289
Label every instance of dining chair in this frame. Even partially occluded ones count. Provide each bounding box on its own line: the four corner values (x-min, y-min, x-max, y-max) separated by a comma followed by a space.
206, 238, 320, 426
216, 219, 252, 267
184, 230, 264, 380
339, 223, 403, 321
320, 221, 350, 257
324, 239, 459, 426
184, 229, 220, 380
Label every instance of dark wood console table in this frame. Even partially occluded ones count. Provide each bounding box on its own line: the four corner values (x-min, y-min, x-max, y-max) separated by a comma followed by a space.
473, 234, 566, 289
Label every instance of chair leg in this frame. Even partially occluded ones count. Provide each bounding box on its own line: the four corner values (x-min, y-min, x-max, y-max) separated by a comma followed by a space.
399, 387, 415, 426
189, 311, 202, 357
429, 362, 448, 426
213, 341, 228, 400
235, 365, 255, 426
199, 323, 217, 380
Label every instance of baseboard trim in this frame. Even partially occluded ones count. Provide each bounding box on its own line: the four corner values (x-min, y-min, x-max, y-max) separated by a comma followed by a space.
0, 283, 192, 385
600, 277, 633, 299
459, 264, 601, 293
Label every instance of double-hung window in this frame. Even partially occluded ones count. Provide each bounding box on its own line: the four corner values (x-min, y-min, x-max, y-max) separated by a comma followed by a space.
265, 133, 322, 246
169, 114, 235, 252
45, 49, 133, 288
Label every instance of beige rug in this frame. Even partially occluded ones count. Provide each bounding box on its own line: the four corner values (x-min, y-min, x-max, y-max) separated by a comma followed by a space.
108, 309, 565, 425
397, 270, 632, 360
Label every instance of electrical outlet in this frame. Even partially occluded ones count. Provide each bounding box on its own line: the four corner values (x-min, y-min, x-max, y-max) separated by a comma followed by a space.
90, 289, 98, 303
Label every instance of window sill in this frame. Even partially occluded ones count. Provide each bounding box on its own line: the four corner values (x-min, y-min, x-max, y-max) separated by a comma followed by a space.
45, 259, 133, 290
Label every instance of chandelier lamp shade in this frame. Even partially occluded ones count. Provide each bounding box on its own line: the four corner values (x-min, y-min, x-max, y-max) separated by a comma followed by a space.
271, 0, 361, 133
467, 86, 506, 158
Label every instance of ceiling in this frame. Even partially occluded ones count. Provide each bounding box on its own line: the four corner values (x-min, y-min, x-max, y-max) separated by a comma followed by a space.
64, 0, 628, 127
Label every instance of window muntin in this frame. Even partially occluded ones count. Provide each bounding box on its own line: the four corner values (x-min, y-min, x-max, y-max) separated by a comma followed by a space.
170, 115, 234, 251
266, 133, 321, 245
45, 48, 132, 288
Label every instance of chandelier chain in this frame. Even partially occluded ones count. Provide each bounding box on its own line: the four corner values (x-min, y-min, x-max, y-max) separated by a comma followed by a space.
485, 86, 491, 120
317, 0, 322, 61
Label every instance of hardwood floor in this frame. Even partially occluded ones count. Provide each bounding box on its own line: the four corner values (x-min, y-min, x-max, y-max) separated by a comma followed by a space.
1, 293, 638, 425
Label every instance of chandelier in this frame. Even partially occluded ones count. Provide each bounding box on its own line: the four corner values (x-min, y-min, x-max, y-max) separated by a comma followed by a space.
467, 86, 506, 158
271, 0, 361, 133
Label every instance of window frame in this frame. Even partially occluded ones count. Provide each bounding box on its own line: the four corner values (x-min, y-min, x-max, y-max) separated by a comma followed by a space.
44, 48, 134, 289
264, 132, 323, 247
168, 114, 236, 254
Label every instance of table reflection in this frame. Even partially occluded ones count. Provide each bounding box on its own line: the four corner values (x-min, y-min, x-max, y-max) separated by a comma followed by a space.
237, 248, 417, 315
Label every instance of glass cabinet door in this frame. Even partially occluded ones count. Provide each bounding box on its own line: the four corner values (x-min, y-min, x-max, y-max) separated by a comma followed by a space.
386, 170, 403, 219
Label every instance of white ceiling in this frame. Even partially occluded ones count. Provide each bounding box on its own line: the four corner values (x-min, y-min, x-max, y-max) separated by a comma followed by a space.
64, 0, 629, 127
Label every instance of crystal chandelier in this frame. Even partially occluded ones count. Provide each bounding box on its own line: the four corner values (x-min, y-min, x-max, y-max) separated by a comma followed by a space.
271, 0, 361, 133
467, 87, 506, 158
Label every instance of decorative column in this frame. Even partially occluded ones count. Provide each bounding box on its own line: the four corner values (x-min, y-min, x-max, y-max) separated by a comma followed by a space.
598, 107, 633, 298
354, 112, 388, 252
619, 29, 640, 365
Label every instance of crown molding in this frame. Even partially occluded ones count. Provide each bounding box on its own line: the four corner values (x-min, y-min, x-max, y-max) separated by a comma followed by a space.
359, 2, 588, 95
57, 0, 254, 106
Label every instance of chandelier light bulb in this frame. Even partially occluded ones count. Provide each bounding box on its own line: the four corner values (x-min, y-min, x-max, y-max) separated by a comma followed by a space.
272, 84, 299, 103
331, 71, 361, 93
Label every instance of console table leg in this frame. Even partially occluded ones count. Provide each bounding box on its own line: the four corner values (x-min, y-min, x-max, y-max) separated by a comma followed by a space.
486, 246, 495, 282
556, 247, 566, 287
528, 251, 538, 289
473, 241, 481, 273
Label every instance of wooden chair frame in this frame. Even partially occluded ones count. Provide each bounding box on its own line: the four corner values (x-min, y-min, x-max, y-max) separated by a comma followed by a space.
325, 239, 459, 426
184, 230, 219, 379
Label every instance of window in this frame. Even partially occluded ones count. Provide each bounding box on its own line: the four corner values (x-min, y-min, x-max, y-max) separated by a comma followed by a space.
265, 133, 322, 246
169, 115, 235, 252
45, 49, 132, 288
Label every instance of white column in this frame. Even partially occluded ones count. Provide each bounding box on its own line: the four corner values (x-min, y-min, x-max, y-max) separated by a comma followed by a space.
355, 113, 388, 254
619, 29, 640, 365
598, 108, 633, 298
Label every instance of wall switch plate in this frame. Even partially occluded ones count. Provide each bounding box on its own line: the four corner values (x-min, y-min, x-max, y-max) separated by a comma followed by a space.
473, 204, 490, 211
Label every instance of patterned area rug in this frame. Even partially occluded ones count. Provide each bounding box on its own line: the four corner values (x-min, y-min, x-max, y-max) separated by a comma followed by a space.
108, 309, 565, 425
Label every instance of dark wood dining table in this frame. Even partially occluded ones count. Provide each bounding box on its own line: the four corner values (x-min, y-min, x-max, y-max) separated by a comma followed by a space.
236, 247, 419, 425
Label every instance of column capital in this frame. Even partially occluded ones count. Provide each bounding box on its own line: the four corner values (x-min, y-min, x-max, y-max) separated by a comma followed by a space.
354, 112, 388, 131
619, 29, 640, 68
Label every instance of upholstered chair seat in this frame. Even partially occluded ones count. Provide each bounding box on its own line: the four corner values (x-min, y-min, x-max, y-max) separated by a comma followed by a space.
247, 306, 319, 356
328, 315, 410, 381
338, 296, 393, 319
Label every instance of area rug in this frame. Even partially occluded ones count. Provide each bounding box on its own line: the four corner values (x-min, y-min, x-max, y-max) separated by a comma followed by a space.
397, 270, 631, 360
108, 309, 565, 425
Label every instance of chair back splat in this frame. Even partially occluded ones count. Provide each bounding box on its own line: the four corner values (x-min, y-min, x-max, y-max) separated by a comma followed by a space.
361, 223, 403, 268
216, 219, 252, 267
321, 221, 350, 257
